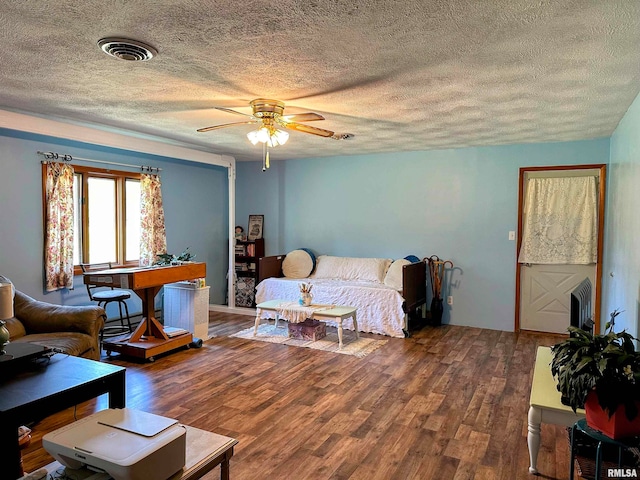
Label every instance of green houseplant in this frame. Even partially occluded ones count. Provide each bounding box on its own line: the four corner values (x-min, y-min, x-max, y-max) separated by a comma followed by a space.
550, 309, 640, 438
154, 247, 196, 266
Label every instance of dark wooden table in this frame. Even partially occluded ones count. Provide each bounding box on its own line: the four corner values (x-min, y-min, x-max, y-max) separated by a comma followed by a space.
0, 353, 126, 479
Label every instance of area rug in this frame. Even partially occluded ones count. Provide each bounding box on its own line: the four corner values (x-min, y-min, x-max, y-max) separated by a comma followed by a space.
231, 323, 387, 358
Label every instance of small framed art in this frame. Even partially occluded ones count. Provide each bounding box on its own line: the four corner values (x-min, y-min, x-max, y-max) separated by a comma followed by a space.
247, 214, 264, 241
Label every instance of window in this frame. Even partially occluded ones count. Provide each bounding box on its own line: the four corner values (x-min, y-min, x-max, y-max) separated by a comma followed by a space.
45, 165, 141, 271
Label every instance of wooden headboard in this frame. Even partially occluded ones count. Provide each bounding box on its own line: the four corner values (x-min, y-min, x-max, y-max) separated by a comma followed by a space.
257, 255, 285, 283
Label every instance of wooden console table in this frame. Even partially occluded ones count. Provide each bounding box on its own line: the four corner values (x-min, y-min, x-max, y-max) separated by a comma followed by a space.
84, 263, 206, 361
40, 424, 238, 480
528, 346, 584, 474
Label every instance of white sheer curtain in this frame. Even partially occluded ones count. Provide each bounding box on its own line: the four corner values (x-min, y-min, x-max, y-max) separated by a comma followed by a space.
518, 176, 598, 264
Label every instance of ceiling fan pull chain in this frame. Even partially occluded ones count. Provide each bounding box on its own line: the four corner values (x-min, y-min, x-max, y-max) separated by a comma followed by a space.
266, 146, 270, 170
262, 143, 267, 172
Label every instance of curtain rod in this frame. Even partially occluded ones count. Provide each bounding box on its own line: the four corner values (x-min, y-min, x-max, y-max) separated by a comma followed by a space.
37, 150, 162, 173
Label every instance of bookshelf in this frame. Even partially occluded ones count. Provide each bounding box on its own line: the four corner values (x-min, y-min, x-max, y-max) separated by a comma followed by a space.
234, 238, 264, 307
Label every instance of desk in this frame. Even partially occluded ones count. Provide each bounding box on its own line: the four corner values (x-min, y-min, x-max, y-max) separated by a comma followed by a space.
528, 346, 584, 474
0, 354, 126, 479
255, 299, 358, 349
84, 263, 206, 361
42, 425, 238, 480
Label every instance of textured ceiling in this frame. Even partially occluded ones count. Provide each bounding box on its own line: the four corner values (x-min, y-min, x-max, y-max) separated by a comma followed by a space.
0, 0, 639, 162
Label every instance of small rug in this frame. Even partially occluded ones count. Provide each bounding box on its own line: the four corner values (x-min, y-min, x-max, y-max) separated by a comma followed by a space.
231, 323, 387, 358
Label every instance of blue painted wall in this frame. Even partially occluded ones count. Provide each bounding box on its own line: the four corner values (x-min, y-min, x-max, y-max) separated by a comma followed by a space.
603, 92, 640, 337
0, 129, 229, 318
237, 139, 610, 331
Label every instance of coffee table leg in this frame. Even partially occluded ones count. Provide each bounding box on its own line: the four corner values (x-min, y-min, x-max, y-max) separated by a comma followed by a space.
352, 312, 359, 339
528, 405, 541, 474
1, 420, 22, 480
108, 370, 126, 409
337, 318, 343, 349
253, 313, 260, 336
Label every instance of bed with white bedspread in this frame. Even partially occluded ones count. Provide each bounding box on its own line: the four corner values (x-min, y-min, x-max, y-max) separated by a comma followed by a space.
255, 253, 427, 338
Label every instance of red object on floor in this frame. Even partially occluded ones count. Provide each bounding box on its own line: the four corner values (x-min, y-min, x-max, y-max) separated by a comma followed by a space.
585, 391, 640, 439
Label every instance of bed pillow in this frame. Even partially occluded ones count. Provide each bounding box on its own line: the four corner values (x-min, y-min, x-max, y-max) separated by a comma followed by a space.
384, 259, 411, 290
312, 256, 391, 283
282, 249, 316, 278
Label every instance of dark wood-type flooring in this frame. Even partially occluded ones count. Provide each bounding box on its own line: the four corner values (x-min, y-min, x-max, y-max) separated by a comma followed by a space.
21, 312, 572, 479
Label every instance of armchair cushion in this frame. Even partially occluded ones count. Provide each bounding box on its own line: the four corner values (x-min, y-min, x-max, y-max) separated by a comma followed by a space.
3, 317, 26, 339
11, 332, 95, 358
0, 275, 105, 360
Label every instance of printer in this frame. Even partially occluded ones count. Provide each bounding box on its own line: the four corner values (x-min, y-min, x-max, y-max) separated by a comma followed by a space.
43, 408, 186, 480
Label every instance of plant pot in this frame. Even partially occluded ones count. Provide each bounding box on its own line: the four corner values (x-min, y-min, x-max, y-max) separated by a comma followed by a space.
585, 391, 640, 439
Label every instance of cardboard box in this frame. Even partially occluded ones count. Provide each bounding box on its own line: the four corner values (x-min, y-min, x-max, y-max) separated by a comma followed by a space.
288, 318, 326, 341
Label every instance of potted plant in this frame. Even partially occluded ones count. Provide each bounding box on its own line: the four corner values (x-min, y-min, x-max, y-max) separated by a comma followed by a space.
550, 309, 640, 439
155, 247, 196, 266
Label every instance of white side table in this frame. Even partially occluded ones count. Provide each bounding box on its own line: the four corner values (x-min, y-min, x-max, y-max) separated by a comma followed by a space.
528, 346, 585, 474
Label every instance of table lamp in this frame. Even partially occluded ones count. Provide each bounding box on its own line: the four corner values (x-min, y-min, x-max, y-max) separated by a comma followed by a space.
0, 282, 14, 354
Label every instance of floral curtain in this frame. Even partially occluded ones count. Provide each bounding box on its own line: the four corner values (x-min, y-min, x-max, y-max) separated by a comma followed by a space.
518, 176, 598, 264
44, 162, 75, 291
139, 173, 167, 266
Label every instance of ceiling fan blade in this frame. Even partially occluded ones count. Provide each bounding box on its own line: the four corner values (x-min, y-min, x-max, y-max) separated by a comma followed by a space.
197, 121, 256, 133
281, 112, 325, 122
281, 122, 335, 138
214, 107, 255, 118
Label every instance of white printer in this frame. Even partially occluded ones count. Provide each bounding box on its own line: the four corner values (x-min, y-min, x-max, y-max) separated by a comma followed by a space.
43, 408, 186, 480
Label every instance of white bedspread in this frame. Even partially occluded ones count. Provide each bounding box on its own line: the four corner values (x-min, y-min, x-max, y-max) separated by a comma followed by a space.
255, 277, 406, 338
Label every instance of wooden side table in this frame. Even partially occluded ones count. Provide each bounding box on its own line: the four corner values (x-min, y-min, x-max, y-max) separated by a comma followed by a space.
39, 425, 237, 480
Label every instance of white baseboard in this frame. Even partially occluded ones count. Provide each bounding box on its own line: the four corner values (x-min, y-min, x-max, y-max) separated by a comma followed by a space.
208, 304, 256, 316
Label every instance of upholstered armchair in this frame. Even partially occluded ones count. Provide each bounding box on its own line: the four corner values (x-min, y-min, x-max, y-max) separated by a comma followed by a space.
0, 275, 105, 360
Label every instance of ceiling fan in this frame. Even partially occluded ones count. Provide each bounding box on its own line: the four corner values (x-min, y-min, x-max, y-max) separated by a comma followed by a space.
196, 99, 353, 171
197, 98, 353, 141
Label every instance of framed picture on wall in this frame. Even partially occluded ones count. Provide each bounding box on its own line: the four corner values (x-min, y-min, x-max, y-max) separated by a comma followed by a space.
247, 215, 264, 241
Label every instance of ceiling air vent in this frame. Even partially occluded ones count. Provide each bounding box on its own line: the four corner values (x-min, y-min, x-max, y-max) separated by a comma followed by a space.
97, 37, 157, 61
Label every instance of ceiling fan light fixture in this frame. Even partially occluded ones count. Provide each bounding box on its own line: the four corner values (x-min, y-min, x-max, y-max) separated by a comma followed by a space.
246, 126, 289, 147
247, 129, 261, 145
270, 129, 289, 146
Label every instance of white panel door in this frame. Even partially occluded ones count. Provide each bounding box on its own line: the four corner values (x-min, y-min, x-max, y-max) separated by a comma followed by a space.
518, 168, 601, 334
520, 264, 595, 333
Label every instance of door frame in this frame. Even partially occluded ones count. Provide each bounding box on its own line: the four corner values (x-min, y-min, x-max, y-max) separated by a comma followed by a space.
514, 164, 606, 334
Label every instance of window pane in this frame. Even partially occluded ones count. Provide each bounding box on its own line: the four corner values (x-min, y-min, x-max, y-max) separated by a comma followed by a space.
88, 177, 116, 263
73, 174, 82, 265
125, 179, 141, 262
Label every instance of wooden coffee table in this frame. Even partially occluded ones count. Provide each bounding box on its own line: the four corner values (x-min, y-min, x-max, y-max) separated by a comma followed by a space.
255, 299, 358, 349
0, 354, 125, 479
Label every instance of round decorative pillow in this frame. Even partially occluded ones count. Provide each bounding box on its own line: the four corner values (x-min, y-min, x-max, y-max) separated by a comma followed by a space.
282, 249, 316, 278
